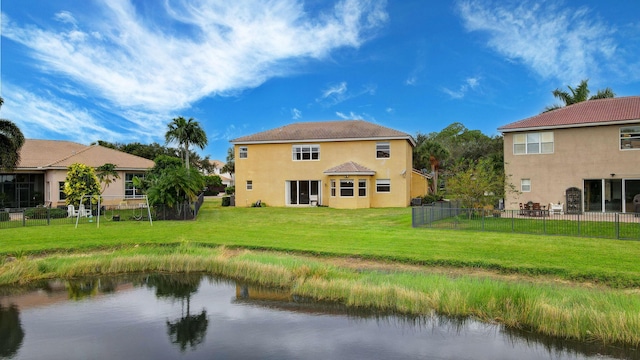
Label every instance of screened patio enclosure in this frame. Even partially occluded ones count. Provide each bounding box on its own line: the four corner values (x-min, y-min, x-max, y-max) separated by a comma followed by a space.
0, 174, 45, 208
584, 178, 640, 213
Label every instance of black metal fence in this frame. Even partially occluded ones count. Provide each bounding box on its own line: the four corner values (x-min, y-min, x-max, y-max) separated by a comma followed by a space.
0, 193, 206, 229
412, 206, 640, 240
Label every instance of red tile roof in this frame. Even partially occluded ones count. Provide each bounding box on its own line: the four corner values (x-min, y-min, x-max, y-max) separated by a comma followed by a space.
499, 96, 640, 132
231, 120, 415, 146
324, 161, 376, 175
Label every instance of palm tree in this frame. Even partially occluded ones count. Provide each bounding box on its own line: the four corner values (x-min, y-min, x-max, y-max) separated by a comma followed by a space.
165, 117, 208, 170
544, 79, 615, 112
0, 96, 26, 171
96, 163, 120, 194
0, 120, 25, 171
416, 140, 449, 194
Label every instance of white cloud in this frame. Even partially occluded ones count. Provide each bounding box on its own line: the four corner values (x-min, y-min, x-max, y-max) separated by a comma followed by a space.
1, 0, 387, 129
321, 82, 348, 99
335, 110, 374, 121
291, 108, 302, 119
317, 81, 376, 105
457, 1, 617, 84
0, 83, 124, 142
442, 77, 480, 99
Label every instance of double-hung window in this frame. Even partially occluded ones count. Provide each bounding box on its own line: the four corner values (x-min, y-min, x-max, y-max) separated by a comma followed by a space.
330, 180, 336, 197
59, 181, 67, 200
620, 125, 640, 150
292, 145, 320, 161
513, 132, 553, 154
340, 179, 354, 197
376, 179, 390, 193
239, 146, 248, 159
358, 179, 367, 197
521, 179, 531, 192
246, 180, 253, 190
376, 142, 390, 158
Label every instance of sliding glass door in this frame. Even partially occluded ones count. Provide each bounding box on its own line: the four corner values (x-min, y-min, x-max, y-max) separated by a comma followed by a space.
287, 180, 319, 205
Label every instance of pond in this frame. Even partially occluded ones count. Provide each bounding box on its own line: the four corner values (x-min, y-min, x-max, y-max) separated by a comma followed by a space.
0, 273, 637, 360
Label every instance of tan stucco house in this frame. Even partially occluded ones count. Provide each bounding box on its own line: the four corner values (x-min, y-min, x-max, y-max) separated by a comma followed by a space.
0, 139, 154, 208
499, 96, 640, 214
230, 120, 429, 208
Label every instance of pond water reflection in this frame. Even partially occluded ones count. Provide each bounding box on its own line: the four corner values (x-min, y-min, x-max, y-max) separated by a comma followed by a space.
0, 273, 637, 360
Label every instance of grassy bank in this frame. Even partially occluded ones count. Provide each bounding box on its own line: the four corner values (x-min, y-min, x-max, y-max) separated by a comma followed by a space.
2, 199, 640, 288
1, 244, 639, 346
2, 199, 640, 346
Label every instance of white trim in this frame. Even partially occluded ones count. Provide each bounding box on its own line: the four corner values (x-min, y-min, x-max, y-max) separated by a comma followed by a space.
232, 136, 416, 147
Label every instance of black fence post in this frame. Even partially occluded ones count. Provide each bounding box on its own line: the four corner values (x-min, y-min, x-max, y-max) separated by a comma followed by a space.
47, 207, 51, 225
615, 213, 620, 240
22, 210, 26, 227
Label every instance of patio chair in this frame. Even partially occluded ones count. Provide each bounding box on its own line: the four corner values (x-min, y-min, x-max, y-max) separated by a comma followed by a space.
309, 195, 318, 206
549, 202, 564, 215
78, 204, 92, 217
67, 205, 78, 218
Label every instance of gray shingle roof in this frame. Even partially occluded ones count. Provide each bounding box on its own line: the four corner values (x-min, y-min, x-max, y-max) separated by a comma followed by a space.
499, 96, 640, 132
231, 120, 415, 145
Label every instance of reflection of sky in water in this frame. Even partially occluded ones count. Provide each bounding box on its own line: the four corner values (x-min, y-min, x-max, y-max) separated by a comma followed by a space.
5, 277, 624, 360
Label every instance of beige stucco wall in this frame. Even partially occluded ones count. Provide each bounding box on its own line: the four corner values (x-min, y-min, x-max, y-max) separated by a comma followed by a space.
43, 169, 144, 207
503, 123, 640, 210
234, 139, 414, 208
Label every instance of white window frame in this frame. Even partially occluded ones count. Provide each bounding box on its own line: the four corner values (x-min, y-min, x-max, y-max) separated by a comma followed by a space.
358, 179, 367, 197
376, 142, 390, 158
340, 179, 354, 197
292, 144, 320, 161
330, 180, 336, 197
620, 125, 640, 150
521, 179, 531, 192
239, 146, 248, 159
125, 173, 145, 199
246, 180, 253, 190
59, 181, 67, 201
513, 132, 553, 155
376, 179, 391, 193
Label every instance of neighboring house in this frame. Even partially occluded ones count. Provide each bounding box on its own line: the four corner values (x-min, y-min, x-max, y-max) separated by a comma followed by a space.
0, 139, 154, 208
498, 96, 640, 213
230, 120, 429, 208
207, 159, 234, 187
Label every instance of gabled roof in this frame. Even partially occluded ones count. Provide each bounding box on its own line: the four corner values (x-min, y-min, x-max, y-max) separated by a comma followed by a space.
498, 96, 640, 132
231, 120, 416, 146
324, 161, 376, 176
16, 139, 154, 170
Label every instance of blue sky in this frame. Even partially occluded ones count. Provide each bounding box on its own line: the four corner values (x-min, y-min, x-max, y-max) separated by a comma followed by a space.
2, 0, 640, 161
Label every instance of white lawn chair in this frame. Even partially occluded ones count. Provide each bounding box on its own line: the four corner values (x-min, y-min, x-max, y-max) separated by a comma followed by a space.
67, 205, 78, 218
78, 204, 92, 217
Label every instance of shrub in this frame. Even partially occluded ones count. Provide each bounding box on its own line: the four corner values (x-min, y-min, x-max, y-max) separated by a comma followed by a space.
23, 208, 68, 219
0, 212, 9, 222
225, 186, 235, 195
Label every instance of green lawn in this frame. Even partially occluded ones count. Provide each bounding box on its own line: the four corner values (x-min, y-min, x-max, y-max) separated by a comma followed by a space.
2, 198, 640, 288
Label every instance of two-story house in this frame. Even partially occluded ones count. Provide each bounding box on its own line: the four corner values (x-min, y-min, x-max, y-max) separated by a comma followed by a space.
498, 96, 640, 214
230, 120, 429, 208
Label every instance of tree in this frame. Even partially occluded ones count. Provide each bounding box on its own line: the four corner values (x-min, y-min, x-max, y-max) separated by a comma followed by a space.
95, 163, 120, 194
165, 117, 208, 170
64, 163, 101, 206
445, 158, 515, 210
415, 140, 449, 194
222, 147, 235, 186
544, 79, 615, 112
0, 96, 26, 171
146, 166, 205, 209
